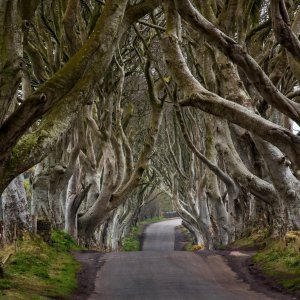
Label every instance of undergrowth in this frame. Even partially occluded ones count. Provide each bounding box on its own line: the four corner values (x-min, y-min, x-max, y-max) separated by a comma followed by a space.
175, 225, 201, 251
122, 226, 140, 251
229, 227, 270, 250
0, 230, 81, 299
253, 233, 300, 291
226, 229, 300, 292
122, 216, 165, 251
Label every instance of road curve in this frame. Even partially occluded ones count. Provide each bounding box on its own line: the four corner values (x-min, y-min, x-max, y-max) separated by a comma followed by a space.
142, 218, 182, 251
88, 219, 286, 300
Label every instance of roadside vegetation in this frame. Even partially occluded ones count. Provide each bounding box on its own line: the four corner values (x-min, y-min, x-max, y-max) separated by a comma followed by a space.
175, 225, 204, 251
253, 233, 300, 292
122, 217, 165, 251
1, 1, 300, 297
228, 228, 270, 251
228, 230, 300, 293
0, 231, 81, 299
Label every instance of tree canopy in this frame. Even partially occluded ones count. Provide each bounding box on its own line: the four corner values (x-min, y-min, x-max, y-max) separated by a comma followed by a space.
1, 0, 300, 249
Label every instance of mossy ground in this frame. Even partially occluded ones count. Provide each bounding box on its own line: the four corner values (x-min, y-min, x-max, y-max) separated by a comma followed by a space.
0, 230, 82, 299
228, 228, 269, 250
253, 238, 300, 291
122, 216, 165, 251
230, 230, 300, 292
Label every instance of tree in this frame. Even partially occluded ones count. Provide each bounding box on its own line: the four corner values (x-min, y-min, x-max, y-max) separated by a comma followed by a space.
1, 0, 300, 248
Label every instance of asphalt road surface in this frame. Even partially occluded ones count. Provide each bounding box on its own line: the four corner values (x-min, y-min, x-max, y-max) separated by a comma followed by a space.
143, 218, 182, 251
88, 219, 287, 300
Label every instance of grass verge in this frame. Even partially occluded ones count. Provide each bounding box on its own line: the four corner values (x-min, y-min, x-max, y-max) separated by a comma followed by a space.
121, 216, 165, 251
230, 230, 300, 292
0, 230, 81, 299
253, 234, 300, 292
228, 228, 269, 251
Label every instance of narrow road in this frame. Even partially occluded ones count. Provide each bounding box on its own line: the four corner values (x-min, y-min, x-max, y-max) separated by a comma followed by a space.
88, 219, 288, 300
142, 218, 181, 251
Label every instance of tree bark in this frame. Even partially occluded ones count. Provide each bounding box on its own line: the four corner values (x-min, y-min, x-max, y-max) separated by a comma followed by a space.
2, 175, 30, 243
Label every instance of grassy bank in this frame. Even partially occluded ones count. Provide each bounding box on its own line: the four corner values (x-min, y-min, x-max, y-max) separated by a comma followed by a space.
0, 230, 81, 299
175, 225, 203, 251
253, 235, 300, 291
229, 230, 300, 293
122, 216, 165, 251
228, 228, 269, 251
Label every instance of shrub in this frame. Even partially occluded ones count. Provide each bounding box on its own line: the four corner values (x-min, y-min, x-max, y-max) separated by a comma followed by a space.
51, 230, 79, 251
191, 244, 204, 251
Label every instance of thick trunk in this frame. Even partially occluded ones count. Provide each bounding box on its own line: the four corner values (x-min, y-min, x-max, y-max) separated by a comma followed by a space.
253, 136, 300, 233
65, 163, 91, 238
0, 0, 22, 126
47, 140, 81, 228
100, 204, 134, 251
78, 155, 116, 237
48, 185, 63, 228
65, 193, 78, 238
2, 175, 30, 243
173, 179, 214, 250
205, 117, 230, 245
182, 220, 204, 245
216, 123, 278, 205
31, 161, 50, 232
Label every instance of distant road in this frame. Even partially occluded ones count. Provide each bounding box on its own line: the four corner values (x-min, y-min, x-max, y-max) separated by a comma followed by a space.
88, 219, 288, 300
142, 218, 181, 251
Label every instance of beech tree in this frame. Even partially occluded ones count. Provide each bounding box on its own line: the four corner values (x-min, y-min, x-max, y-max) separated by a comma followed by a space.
1, 0, 300, 248
155, 0, 300, 247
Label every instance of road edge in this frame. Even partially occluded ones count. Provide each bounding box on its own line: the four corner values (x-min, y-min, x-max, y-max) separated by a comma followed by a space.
72, 250, 105, 300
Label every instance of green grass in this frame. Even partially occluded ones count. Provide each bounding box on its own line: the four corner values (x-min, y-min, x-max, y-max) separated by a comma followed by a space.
122, 229, 140, 252
0, 230, 81, 299
51, 229, 81, 251
253, 238, 300, 291
230, 236, 256, 248
230, 230, 300, 292
228, 228, 269, 250
184, 241, 194, 251
138, 216, 166, 227
121, 216, 165, 251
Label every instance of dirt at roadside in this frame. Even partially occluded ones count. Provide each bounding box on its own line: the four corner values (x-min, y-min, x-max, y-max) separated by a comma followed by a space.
72, 227, 298, 300
139, 223, 149, 251
174, 225, 191, 250
194, 250, 298, 300
72, 250, 105, 300
175, 224, 299, 299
